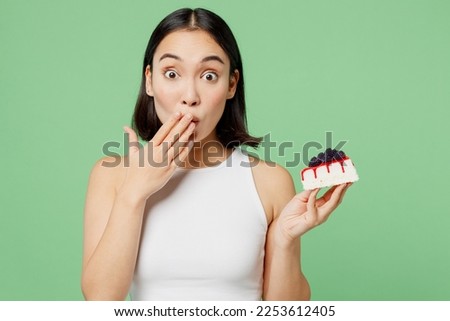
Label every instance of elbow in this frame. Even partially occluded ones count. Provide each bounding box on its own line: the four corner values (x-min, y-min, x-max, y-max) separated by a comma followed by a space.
81, 276, 100, 301
302, 278, 312, 300
262, 273, 311, 301
297, 272, 311, 300
81, 274, 127, 301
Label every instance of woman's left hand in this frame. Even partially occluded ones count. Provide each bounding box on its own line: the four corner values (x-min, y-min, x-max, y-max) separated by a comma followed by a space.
273, 183, 352, 247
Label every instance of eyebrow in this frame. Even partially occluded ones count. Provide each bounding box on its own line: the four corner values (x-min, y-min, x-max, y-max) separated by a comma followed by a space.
159, 53, 181, 62
201, 55, 225, 64
159, 53, 225, 64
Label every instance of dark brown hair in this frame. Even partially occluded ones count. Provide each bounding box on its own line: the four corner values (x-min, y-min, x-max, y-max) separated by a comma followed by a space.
132, 8, 261, 148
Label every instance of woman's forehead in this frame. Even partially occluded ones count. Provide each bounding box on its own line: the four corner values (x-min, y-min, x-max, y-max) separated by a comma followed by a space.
153, 29, 229, 65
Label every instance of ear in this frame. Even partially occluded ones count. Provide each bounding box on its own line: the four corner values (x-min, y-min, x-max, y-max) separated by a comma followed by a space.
145, 65, 154, 97
227, 69, 239, 99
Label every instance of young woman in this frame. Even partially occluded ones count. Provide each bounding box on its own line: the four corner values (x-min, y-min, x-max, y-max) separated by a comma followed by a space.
81, 8, 351, 301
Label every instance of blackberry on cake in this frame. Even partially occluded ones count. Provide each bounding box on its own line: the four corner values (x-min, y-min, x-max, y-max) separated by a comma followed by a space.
301, 148, 359, 190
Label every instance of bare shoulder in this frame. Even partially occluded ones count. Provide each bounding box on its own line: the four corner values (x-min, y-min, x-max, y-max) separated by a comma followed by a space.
87, 155, 127, 193
84, 154, 127, 220
249, 155, 297, 224
249, 156, 294, 185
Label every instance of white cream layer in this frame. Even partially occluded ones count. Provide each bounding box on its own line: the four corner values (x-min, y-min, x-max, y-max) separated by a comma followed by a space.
302, 158, 359, 190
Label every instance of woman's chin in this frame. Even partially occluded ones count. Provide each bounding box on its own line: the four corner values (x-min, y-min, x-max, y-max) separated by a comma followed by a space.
192, 136, 207, 144
191, 129, 218, 144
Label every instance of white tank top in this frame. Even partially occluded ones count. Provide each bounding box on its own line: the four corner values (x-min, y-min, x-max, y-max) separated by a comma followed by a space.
130, 148, 268, 300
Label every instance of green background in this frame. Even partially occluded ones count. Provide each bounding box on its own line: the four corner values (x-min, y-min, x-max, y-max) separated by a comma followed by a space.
1, 0, 449, 300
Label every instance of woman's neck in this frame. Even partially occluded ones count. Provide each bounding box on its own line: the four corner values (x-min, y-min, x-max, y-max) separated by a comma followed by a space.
181, 133, 231, 169
184, 141, 232, 169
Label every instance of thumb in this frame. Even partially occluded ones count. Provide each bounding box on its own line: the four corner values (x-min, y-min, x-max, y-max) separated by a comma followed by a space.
295, 189, 314, 203
285, 190, 313, 211
123, 126, 140, 154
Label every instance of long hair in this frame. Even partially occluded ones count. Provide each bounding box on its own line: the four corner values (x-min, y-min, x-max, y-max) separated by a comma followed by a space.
132, 8, 261, 148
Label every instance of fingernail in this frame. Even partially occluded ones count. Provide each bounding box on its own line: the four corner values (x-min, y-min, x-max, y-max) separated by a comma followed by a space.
186, 113, 193, 119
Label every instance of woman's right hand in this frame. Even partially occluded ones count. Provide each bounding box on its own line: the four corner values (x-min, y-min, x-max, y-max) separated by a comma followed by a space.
118, 112, 196, 204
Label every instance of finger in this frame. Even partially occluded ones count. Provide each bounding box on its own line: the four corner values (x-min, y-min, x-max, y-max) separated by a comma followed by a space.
316, 185, 338, 207
172, 139, 195, 168
295, 189, 313, 203
322, 185, 338, 201
150, 111, 182, 145
318, 183, 347, 215
306, 188, 320, 212
336, 182, 352, 205
123, 126, 140, 154
167, 122, 196, 163
162, 113, 194, 148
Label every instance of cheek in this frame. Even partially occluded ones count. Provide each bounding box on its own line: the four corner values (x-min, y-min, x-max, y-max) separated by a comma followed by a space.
206, 85, 229, 115
210, 90, 228, 107
152, 83, 178, 123
202, 78, 229, 105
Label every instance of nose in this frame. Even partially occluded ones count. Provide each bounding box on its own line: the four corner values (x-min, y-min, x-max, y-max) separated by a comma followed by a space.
181, 80, 200, 107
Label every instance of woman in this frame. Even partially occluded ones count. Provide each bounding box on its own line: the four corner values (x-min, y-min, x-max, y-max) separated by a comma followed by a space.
81, 8, 351, 301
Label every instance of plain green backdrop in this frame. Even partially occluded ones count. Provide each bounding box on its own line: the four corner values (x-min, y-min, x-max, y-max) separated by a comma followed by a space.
1, 0, 449, 300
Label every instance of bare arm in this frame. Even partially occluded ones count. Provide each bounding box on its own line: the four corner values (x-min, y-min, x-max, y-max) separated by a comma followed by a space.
262, 165, 351, 300
262, 166, 310, 300
264, 231, 311, 300
81, 158, 147, 300
81, 112, 196, 300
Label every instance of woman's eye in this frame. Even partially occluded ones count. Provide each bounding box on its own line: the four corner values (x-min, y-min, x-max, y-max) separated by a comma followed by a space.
164, 70, 179, 79
202, 72, 218, 81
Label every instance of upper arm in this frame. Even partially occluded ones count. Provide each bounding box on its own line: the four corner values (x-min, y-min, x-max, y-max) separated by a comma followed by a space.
250, 158, 297, 224
252, 160, 308, 299
269, 165, 297, 221
82, 156, 124, 272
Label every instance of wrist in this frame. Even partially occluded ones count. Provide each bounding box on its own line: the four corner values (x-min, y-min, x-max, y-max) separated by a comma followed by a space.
272, 221, 300, 251
274, 236, 300, 252
115, 187, 147, 210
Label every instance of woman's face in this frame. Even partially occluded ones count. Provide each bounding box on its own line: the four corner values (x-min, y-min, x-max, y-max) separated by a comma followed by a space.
146, 29, 239, 143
